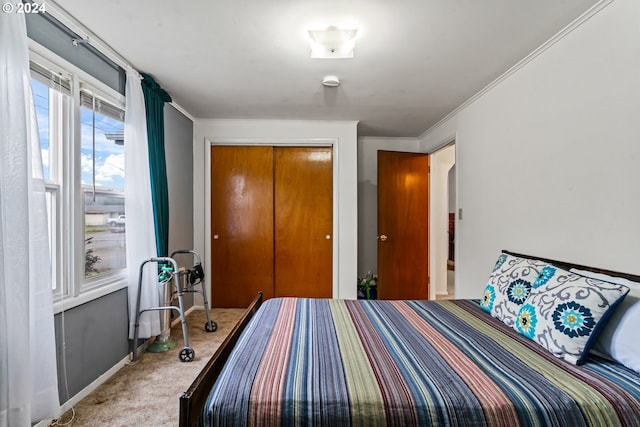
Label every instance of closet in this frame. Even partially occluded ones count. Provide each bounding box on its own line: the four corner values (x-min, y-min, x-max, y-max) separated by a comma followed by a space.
210, 145, 333, 307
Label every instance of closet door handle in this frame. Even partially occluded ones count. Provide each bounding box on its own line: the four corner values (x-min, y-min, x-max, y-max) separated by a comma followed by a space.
325, 234, 331, 240
213, 233, 220, 240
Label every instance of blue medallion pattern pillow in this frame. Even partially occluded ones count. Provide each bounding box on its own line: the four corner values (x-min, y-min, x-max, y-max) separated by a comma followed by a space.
481, 253, 547, 327
514, 267, 630, 365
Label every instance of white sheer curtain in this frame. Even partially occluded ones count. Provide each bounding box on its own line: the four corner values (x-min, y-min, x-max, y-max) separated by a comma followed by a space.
0, 7, 60, 426
125, 67, 161, 340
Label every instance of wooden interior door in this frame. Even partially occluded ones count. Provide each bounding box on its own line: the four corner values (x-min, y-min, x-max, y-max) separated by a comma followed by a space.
274, 147, 333, 298
210, 146, 274, 308
377, 150, 430, 300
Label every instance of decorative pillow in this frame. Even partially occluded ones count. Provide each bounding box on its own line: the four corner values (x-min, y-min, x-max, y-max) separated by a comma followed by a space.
514, 267, 630, 365
571, 268, 640, 374
481, 253, 547, 327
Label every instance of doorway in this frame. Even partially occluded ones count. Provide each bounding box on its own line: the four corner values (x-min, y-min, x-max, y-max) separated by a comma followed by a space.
430, 143, 456, 300
377, 150, 430, 300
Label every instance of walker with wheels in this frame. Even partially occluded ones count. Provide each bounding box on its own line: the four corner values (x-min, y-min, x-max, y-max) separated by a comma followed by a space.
132, 256, 194, 362
170, 249, 217, 333
131, 251, 216, 363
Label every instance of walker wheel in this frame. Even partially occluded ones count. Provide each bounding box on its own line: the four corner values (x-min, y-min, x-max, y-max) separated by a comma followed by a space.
205, 320, 218, 332
178, 347, 195, 362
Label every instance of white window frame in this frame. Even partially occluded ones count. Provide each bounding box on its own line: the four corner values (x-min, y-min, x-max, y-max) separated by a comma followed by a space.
29, 42, 129, 314
45, 184, 62, 298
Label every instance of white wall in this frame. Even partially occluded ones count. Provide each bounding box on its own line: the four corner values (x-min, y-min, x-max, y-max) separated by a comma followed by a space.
357, 137, 420, 277
420, 0, 640, 298
193, 119, 358, 301
429, 144, 455, 299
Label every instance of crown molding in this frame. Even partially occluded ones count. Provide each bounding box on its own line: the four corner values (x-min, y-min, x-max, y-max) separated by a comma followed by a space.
419, 0, 613, 141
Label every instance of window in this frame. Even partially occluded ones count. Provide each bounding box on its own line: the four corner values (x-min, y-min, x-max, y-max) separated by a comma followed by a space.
30, 55, 127, 305
80, 90, 126, 281
32, 77, 63, 296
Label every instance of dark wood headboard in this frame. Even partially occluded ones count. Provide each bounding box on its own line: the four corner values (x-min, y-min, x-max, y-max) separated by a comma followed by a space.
503, 250, 640, 283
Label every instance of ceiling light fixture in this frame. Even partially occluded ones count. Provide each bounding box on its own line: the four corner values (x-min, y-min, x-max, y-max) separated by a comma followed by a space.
308, 26, 358, 59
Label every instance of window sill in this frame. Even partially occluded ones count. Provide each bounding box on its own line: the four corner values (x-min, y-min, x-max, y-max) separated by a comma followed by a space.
53, 274, 128, 314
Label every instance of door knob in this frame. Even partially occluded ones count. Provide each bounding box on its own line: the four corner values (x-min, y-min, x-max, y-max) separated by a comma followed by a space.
325, 234, 331, 240
378, 234, 388, 242
213, 234, 220, 240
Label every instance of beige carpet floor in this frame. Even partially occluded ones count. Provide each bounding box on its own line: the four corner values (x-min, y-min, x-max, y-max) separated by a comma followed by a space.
50, 308, 244, 427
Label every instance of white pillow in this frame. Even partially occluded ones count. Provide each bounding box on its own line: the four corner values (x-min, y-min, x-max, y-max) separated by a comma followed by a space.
571, 268, 640, 374
513, 267, 629, 365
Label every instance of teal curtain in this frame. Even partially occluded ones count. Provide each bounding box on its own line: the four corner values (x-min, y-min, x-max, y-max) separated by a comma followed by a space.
141, 73, 172, 257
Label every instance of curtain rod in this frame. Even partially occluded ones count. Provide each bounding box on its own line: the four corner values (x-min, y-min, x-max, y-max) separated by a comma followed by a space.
43, 0, 196, 121
44, 0, 131, 72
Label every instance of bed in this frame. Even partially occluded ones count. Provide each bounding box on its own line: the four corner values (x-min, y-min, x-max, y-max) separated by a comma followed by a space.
179, 251, 640, 426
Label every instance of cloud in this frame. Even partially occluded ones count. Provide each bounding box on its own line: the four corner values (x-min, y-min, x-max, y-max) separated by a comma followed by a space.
81, 152, 125, 190
95, 154, 124, 183
81, 152, 93, 175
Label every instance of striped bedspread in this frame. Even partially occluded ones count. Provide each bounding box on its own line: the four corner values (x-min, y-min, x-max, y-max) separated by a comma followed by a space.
202, 298, 640, 426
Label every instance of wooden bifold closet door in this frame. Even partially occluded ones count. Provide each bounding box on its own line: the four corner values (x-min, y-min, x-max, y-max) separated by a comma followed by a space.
210, 146, 333, 308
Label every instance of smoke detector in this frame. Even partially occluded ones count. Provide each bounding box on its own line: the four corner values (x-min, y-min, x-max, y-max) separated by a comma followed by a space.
322, 75, 340, 87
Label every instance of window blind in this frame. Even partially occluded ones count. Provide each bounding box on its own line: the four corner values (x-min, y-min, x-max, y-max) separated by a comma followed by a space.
80, 87, 125, 122
29, 60, 71, 95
